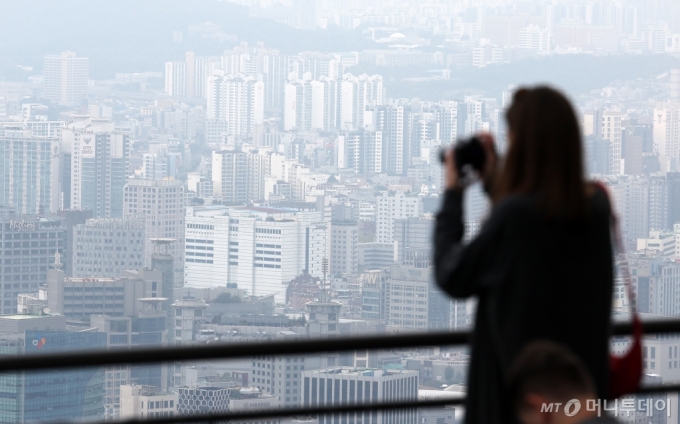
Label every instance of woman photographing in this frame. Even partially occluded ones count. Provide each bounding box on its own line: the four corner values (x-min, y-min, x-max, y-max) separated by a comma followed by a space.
435, 87, 614, 424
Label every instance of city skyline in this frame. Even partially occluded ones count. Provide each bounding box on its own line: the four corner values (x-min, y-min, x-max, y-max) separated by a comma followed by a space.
0, 0, 678, 423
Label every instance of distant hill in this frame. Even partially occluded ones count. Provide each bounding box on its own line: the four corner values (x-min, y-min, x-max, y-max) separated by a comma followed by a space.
0, 0, 375, 79
350, 54, 679, 99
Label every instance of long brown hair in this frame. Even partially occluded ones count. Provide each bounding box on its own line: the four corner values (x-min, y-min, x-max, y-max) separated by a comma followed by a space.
493, 86, 587, 219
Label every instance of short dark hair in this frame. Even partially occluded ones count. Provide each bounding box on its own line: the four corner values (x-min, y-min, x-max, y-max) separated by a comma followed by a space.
507, 340, 595, 409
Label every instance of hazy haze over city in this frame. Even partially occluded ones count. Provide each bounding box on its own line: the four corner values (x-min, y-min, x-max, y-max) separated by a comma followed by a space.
0, 0, 678, 422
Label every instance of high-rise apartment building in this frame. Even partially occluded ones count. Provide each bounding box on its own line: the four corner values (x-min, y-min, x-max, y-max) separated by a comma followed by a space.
351, 74, 384, 129
67, 129, 129, 218
141, 153, 168, 181
341, 131, 383, 175
185, 51, 220, 99
211, 148, 267, 203
284, 80, 313, 131
375, 192, 422, 244
164, 62, 187, 97
206, 74, 264, 138
653, 101, 680, 170
184, 206, 328, 302
330, 220, 358, 277
211, 150, 247, 203
123, 179, 185, 283
0, 129, 60, 214
72, 216, 145, 278
310, 77, 338, 131
601, 110, 623, 175
610, 175, 672, 244
263, 53, 289, 110
43, 51, 89, 105
381, 105, 413, 175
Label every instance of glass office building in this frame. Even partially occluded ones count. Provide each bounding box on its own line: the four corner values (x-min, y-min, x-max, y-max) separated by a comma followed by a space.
0, 330, 106, 423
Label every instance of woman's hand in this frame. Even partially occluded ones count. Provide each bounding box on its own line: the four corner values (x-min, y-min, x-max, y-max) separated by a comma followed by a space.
444, 148, 460, 191
477, 132, 498, 193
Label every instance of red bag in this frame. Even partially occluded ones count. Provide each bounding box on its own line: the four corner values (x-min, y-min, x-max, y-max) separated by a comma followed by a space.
595, 181, 643, 399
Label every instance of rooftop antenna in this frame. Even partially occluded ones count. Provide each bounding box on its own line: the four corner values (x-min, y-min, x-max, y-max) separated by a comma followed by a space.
321, 257, 328, 303
52, 251, 63, 270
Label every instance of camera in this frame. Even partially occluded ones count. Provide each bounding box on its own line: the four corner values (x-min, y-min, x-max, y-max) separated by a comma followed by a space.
439, 136, 486, 176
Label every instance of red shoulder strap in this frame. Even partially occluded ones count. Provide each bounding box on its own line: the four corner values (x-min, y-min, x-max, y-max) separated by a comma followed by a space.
592, 180, 636, 313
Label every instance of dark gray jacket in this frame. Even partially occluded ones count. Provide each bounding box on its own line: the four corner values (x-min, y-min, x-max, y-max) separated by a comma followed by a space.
435, 188, 614, 424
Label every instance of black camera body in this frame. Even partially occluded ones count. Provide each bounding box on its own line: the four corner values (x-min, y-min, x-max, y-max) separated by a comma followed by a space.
439, 136, 486, 176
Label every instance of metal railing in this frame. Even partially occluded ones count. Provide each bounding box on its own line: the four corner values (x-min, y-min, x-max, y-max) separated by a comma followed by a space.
5, 319, 680, 424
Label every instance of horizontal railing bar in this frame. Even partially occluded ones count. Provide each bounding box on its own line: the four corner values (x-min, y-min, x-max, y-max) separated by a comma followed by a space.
95, 398, 465, 424
54, 383, 680, 424
0, 319, 678, 373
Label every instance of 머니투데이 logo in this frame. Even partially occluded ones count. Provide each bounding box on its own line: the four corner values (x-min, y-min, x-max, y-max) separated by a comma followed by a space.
32, 337, 47, 349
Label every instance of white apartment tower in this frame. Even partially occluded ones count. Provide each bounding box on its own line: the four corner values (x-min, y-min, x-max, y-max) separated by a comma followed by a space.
284, 80, 313, 131
67, 129, 129, 218
211, 150, 248, 203
181, 52, 220, 99
211, 148, 266, 203
206, 74, 264, 138
376, 192, 422, 244
43, 51, 89, 105
385, 106, 411, 175
164, 61, 187, 97
653, 101, 680, 170
0, 129, 60, 214
366, 132, 383, 174
353, 74, 384, 129
601, 110, 623, 175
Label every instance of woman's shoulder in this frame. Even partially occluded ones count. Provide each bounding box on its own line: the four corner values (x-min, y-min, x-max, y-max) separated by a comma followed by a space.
587, 181, 613, 217
494, 193, 536, 211
491, 183, 612, 220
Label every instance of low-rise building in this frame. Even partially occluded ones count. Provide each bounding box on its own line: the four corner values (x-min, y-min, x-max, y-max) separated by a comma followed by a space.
47, 266, 166, 321
120, 385, 178, 420
177, 386, 228, 415
302, 367, 419, 423
638, 230, 677, 258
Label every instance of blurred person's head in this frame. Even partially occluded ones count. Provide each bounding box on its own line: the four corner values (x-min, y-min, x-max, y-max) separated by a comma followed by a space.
508, 341, 599, 424
494, 86, 587, 219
